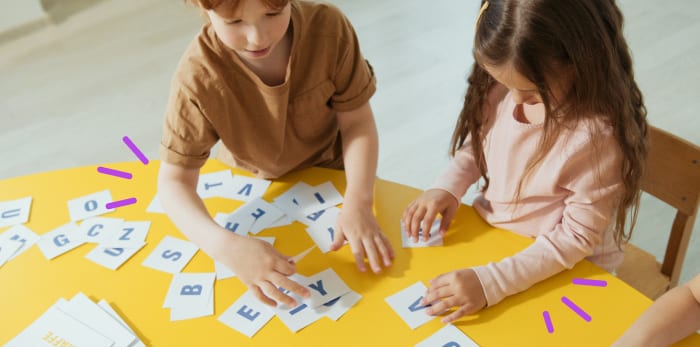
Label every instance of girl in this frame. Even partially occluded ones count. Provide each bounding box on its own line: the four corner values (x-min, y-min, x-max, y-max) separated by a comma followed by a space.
158, 0, 394, 309
402, 0, 647, 323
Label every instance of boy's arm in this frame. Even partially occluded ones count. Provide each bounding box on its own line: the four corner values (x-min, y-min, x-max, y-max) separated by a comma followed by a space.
613, 274, 700, 347
332, 102, 394, 273
157, 162, 309, 307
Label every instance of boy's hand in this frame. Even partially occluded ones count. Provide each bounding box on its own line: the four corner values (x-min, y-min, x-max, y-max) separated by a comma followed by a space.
223, 236, 310, 307
330, 203, 394, 273
402, 189, 459, 242
422, 268, 487, 323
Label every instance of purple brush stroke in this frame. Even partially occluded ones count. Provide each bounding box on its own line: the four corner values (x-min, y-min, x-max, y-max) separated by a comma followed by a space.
106, 198, 137, 209
572, 278, 608, 287
122, 136, 149, 165
543, 310, 554, 334
561, 296, 592, 322
97, 166, 133, 179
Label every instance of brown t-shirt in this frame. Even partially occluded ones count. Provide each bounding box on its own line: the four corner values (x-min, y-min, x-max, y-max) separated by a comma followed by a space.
159, 0, 376, 179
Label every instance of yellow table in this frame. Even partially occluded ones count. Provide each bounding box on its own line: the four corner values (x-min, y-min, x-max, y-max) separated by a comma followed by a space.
1, 160, 698, 346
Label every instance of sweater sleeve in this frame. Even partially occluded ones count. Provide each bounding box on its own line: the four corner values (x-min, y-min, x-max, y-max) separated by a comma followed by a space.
473, 130, 624, 306
430, 139, 482, 200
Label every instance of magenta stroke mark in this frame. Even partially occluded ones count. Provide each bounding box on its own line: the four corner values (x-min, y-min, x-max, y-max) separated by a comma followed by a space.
106, 197, 137, 209
122, 136, 149, 165
561, 296, 592, 322
572, 278, 608, 287
97, 166, 133, 179
543, 310, 554, 334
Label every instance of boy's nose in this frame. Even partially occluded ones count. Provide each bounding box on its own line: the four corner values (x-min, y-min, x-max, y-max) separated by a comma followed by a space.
247, 27, 266, 47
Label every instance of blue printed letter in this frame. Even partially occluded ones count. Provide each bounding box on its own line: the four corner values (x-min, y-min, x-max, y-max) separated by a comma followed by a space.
309, 280, 327, 296
237, 305, 261, 322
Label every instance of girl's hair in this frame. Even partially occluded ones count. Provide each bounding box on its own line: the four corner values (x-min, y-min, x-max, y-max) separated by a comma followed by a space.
452, 0, 648, 247
187, 0, 288, 11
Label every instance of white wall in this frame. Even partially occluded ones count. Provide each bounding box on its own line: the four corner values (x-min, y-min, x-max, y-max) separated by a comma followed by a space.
0, 0, 46, 33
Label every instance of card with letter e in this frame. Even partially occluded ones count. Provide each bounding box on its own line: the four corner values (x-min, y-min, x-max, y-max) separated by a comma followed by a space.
67, 190, 113, 221
385, 282, 436, 329
415, 324, 480, 347
218, 290, 275, 338
142, 235, 198, 274
0, 196, 32, 228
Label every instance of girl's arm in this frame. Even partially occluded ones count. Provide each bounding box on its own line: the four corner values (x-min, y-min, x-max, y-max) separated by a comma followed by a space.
331, 101, 394, 273
613, 274, 700, 347
157, 162, 309, 307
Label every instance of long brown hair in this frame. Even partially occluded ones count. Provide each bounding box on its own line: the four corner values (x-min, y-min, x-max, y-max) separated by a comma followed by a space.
451, 0, 648, 247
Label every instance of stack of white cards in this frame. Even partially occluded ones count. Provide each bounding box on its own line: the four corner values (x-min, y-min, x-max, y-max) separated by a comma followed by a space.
6, 292, 145, 347
218, 268, 362, 336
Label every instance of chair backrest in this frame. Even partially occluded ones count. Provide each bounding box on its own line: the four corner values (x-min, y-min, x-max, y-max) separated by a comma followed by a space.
641, 125, 700, 287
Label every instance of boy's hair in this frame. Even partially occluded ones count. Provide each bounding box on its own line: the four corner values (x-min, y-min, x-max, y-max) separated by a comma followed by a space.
452, 0, 648, 248
187, 0, 289, 11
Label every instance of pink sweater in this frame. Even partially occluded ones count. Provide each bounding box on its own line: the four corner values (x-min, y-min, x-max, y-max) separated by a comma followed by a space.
432, 89, 625, 306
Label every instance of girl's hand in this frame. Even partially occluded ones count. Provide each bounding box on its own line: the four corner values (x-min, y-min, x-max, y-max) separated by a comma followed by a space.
422, 269, 487, 323
223, 236, 310, 307
402, 189, 459, 242
330, 203, 394, 273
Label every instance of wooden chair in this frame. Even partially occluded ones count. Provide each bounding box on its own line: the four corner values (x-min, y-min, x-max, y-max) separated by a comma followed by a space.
616, 125, 700, 299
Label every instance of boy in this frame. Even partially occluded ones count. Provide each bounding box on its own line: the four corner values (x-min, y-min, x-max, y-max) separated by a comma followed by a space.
157, 0, 394, 308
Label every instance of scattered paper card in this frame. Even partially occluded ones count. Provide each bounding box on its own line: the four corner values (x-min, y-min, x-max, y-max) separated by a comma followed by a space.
99, 221, 151, 248
0, 225, 40, 262
401, 219, 443, 248
142, 235, 199, 274
197, 170, 233, 199
78, 217, 124, 244
415, 324, 480, 347
222, 175, 272, 202
314, 290, 362, 321
86, 242, 147, 270
0, 196, 32, 228
146, 192, 166, 214
385, 282, 436, 329
218, 290, 275, 338
163, 272, 216, 321
67, 190, 114, 221
36, 222, 85, 260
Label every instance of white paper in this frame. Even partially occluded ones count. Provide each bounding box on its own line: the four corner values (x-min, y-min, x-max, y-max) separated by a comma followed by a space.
221, 175, 272, 202
141, 236, 199, 274
5, 301, 114, 347
63, 293, 136, 347
164, 273, 216, 321
298, 182, 344, 216
146, 192, 165, 214
0, 238, 23, 267
214, 211, 253, 236
197, 170, 233, 199
218, 291, 275, 338
36, 222, 85, 260
415, 324, 480, 347
86, 242, 147, 270
99, 221, 151, 248
302, 268, 353, 308
245, 198, 286, 234
78, 217, 124, 244
401, 219, 443, 248
67, 190, 113, 221
0, 196, 32, 228
314, 290, 362, 321
96, 300, 147, 347
0, 225, 40, 261
385, 282, 436, 329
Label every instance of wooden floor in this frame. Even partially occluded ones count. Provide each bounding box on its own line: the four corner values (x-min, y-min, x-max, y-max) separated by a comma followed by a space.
0, 0, 698, 284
